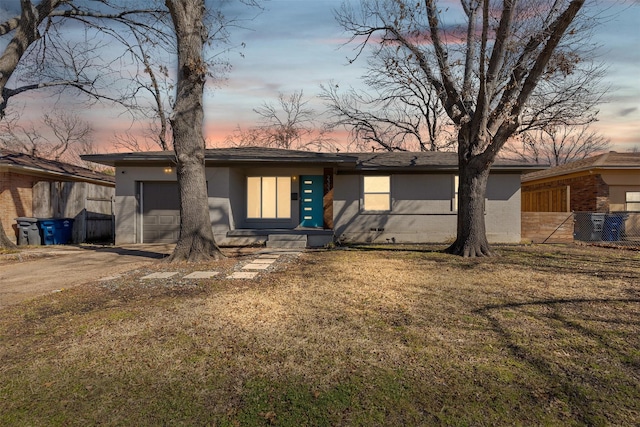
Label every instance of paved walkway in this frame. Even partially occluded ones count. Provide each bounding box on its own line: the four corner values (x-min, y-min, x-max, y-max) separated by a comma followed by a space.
137, 252, 289, 281
0, 245, 300, 309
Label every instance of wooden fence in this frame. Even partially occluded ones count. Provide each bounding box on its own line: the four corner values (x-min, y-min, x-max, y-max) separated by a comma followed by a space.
32, 181, 114, 243
521, 212, 575, 243
522, 186, 570, 212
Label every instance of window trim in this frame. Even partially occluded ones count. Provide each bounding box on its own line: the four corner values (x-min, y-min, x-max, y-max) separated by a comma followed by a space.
362, 175, 391, 212
246, 176, 291, 219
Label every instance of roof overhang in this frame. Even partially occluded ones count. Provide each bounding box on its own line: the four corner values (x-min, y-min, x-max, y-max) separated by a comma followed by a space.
0, 163, 115, 186
82, 149, 545, 175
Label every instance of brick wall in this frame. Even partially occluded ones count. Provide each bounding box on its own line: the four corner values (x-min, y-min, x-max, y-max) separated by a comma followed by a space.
0, 172, 37, 243
522, 174, 610, 212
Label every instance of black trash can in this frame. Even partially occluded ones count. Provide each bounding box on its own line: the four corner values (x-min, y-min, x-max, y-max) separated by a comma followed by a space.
15, 217, 41, 245
574, 212, 606, 241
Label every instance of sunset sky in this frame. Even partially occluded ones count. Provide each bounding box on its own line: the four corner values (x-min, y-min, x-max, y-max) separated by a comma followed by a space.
1, 0, 639, 153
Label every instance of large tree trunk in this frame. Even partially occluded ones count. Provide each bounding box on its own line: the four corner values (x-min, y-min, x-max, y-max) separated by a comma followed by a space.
165, 0, 223, 262
446, 156, 494, 258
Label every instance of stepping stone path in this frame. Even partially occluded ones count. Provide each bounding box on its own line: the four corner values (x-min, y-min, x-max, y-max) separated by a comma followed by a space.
241, 262, 272, 270
183, 271, 220, 279
141, 272, 179, 280
132, 251, 299, 281
232, 252, 280, 277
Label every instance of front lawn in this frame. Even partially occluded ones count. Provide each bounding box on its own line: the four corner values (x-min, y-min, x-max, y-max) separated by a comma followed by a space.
1, 244, 639, 426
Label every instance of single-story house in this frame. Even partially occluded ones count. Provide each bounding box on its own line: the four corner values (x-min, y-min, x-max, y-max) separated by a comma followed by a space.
0, 149, 115, 244
521, 152, 640, 243
522, 151, 640, 213
83, 147, 539, 248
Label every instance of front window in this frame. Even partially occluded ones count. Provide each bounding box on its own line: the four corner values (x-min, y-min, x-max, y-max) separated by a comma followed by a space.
363, 176, 391, 211
247, 177, 291, 219
626, 192, 640, 212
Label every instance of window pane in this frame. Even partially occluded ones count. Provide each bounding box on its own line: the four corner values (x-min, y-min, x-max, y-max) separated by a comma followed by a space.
626, 192, 640, 202
277, 177, 291, 218
247, 177, 261, 218
364, 176, 390, 193
262, 177, 277, 218
364, 193, 390, 211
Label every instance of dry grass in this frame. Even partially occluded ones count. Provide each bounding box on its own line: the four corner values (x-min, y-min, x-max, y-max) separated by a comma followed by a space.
1, 244, 639, 426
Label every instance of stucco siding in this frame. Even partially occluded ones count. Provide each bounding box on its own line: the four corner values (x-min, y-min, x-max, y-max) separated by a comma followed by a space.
114, 167, 174, 244
485, 174, 522, 243
333, 174, 458, 244
206, 167, 233, 240
335, 173, 522, 244
113, 165, 523, 245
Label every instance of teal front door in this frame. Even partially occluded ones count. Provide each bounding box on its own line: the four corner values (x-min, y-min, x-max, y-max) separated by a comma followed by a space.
299, 175, 324, 228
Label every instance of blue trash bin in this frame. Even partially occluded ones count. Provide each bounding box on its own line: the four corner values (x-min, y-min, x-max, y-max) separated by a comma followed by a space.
602, 214, 625, 241
55, 219, 74, 244
37, 218, 74, 245
38, 219, 57, 245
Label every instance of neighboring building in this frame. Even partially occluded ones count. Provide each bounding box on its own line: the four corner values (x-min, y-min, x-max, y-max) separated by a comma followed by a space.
84, 147, 537, 248
520, 152, 640, 243
522, 152, 640, 213
0, 150, 115, 244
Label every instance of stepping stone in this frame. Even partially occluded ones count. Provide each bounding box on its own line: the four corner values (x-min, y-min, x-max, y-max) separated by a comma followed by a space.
183, 271, 220, 279
228, 271, 259, 279
258, 254, 281, 259
252, 258, 276, 264
140, 272, 179, 280
242, 263, 271, 270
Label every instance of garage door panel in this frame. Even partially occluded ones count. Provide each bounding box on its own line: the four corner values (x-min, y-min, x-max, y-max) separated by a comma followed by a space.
159, 215, 176, 225
143, 182, 180, 243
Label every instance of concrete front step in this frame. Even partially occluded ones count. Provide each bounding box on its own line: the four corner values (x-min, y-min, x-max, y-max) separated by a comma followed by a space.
266, 234, 307, 249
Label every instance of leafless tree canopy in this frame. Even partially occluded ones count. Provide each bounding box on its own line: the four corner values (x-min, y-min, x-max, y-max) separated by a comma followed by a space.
336, 0, 601, 256
505, 124, 611, 166
226, 90, 336, 151
0, 108, 97, 165
322, 46, 455, 152
0, 1, 170, 118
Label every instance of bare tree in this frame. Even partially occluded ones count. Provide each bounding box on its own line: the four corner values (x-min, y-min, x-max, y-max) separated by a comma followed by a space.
0, 1, 165, 119
338, 0, 603, 256
164, 0, 223, 262
0, 108, 95, 164
227, 90, 335, 151
0, 1, 163, 248
505, 124, 611, 166
106, 2, 246, 152
163, 0, 263, 262
321, 46, 454, 152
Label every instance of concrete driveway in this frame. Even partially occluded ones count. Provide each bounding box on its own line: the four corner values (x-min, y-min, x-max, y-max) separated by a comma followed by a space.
0, 244, 174, 309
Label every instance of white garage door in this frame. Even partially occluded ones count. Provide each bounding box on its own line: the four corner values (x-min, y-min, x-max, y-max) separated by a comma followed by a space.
142, 182, 180, 243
